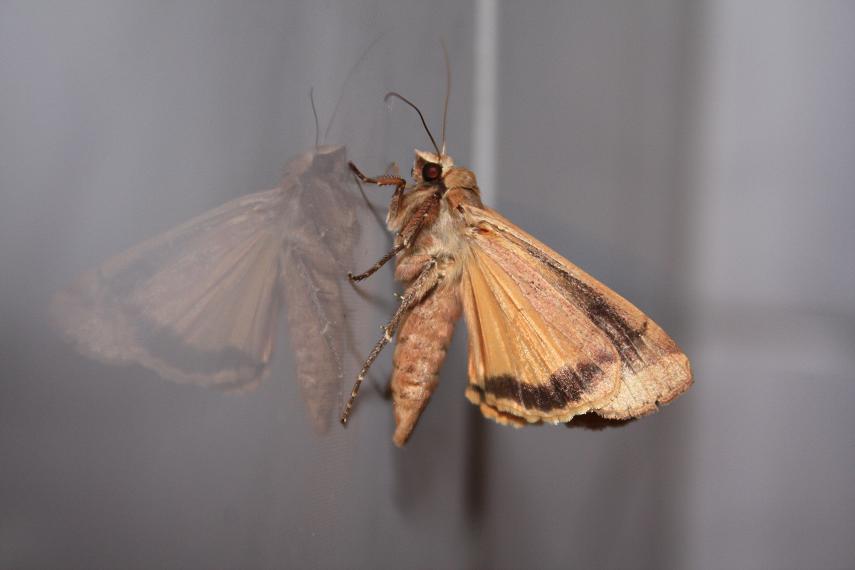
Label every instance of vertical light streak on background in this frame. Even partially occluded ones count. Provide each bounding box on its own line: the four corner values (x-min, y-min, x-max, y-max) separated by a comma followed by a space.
466, 4, 498, 563
472, 0, 498, 204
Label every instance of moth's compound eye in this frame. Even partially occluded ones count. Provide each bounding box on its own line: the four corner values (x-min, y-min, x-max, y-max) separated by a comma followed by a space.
422, 162, 441, 183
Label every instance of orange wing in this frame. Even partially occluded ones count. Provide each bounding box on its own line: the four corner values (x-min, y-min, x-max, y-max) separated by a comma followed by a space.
459, 205, 692, 425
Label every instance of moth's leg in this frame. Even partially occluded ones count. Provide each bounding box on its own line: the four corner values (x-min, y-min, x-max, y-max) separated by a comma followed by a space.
396, 190, 441, 249
348, 161, 406, 195
348, 243, 404, 282
347, 161, 408, 282
340, 258, 440, 425
355, 162, 402, 232
348, 192, 440, 283
383, 163, 405, 222
350, 160, 406, 219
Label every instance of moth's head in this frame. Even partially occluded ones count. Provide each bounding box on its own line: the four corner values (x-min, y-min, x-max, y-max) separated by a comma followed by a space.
412, 148, 454, 185
412, 148, 479, 195
382, 92, 478, 193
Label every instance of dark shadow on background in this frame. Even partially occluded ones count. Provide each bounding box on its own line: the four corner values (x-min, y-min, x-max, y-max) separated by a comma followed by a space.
464, 406, 488, 526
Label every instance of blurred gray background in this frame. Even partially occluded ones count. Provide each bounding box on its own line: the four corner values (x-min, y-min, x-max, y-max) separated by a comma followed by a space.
2, 1, 854, 569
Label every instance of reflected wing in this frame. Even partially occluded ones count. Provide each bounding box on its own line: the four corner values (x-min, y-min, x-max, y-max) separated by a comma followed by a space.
51, 188, 288, 391
460, 206, 692, 425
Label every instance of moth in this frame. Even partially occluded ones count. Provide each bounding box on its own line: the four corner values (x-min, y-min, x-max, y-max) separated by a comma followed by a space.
341, 93, 693, 446
51, 137, 360, 433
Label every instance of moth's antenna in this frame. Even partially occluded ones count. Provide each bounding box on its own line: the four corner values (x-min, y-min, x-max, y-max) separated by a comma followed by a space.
384, 92, 441, 156
323, 33, 384, 144
309, 87, 320, 148
440, 40, 451, 152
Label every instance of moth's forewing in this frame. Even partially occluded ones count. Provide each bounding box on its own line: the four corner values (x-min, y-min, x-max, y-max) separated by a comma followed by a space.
460, 216, 622, 424
459, 205, 692, 425
52, 144, 359, 432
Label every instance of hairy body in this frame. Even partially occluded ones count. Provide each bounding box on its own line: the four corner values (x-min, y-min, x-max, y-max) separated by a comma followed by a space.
385, 158, 482, 445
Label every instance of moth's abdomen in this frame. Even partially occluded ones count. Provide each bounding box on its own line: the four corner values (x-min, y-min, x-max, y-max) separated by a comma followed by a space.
390, 285, 461, 446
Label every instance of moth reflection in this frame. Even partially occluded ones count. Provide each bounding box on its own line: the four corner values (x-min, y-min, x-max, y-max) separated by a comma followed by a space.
51, 145, 360, 434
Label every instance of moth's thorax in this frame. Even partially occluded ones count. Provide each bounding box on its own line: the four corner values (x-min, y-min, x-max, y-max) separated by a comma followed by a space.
389, 160, 483, 286
388, 158, 483, 228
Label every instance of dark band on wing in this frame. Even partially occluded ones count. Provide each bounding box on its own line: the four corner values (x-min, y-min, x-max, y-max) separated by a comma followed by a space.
557, 272, 646, 367
97, 255, 279, 390
482, 363, 602, 411
139, 319, 268, 389
507, 236, 647, 369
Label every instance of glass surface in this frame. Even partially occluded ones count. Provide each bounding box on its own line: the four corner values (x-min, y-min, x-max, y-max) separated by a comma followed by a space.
1, 2, 853, 569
